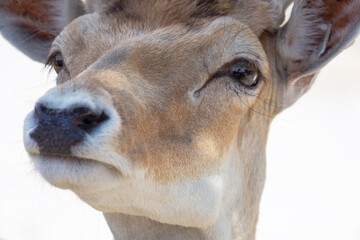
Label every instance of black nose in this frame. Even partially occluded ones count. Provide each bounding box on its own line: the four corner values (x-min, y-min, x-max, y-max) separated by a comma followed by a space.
30, 103, 109, 155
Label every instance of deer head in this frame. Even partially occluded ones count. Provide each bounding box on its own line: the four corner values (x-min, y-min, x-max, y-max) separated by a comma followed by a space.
1, 0, 359, 239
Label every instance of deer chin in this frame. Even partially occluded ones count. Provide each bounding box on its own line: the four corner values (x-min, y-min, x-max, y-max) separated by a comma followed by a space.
29, 150, 227, 229
30, 153, 122, 190
74, 168, 226, 229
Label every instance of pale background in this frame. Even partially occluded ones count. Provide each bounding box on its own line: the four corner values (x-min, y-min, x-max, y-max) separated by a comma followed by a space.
0, 34, 359, 240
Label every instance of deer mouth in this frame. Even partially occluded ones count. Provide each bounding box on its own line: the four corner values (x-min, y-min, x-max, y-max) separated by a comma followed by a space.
29, 152, 121, 190
36, 153, 90, 162
38, 154, 102, 167
30, 152, 118, 171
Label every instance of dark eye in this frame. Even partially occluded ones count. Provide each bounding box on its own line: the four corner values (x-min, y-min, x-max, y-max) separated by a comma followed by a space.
47, 52, 64, 74
229, 59, 259, 87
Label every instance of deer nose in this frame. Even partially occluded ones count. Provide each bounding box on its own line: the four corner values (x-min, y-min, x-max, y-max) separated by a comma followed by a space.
30, 103, 109, 155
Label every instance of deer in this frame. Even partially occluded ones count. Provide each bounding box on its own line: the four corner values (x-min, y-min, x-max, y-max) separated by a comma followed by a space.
0, 0, 359, 239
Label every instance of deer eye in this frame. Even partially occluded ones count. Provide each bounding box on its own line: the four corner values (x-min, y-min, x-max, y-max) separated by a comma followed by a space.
46, 52, 64, 74
229, 59, 259, 87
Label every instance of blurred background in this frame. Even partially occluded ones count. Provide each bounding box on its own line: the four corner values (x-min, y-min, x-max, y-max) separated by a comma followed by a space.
0, 32, 359, 240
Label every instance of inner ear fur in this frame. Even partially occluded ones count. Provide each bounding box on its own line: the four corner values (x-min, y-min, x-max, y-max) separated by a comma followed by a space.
0, 0, 85, 63
277, 0, 360, 82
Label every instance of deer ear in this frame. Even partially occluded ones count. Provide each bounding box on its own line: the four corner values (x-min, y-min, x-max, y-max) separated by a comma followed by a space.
0, 0, 85, 63
276, 0, 360, 105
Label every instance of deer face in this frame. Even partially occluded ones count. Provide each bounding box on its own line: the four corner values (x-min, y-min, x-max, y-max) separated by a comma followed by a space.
24, 12, 273, 227
1, 0, 359, 237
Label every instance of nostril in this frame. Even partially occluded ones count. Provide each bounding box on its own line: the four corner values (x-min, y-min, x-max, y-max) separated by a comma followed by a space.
72, 108, 109, 132
34, 103, 48, 116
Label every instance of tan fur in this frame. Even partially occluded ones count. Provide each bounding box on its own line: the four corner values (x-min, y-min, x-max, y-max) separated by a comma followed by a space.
42, 8, 276, 236
1, 0, 359, 239
52, 11, 273, 183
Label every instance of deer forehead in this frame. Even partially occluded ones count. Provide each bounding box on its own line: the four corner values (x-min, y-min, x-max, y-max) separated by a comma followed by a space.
54, 13, 269, 76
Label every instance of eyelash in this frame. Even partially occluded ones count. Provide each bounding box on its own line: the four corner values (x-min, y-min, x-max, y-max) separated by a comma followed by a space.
45, 53, 57, 68
45, 52, 65, 74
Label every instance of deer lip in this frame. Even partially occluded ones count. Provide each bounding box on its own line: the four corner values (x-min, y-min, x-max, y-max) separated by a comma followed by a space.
39, 153, 92, 163
30, 152, 118, 171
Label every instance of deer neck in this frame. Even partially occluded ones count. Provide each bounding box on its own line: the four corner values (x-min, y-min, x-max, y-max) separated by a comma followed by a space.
104, 210, 258, 240
104, 213, 212, 240
103, 113, 271, 240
